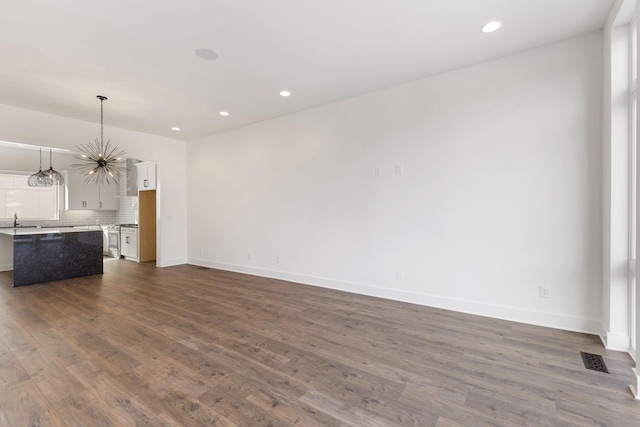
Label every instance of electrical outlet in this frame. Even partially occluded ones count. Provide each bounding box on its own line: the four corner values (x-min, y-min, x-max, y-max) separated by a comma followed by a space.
247, 252, 252, 261
199, 247, 204, 254
539, 286, 550, 298
395, 164, 403, 175
374, 166, 382, 176
397, 269, 405, 280
276, 256, 281, 263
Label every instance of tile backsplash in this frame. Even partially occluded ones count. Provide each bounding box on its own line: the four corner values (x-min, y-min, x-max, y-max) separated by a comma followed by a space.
1, 208, 117, 228
116, 174, 139, 225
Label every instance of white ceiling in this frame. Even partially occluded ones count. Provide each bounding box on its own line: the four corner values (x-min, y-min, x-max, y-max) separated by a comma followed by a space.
0, 0, 614, 141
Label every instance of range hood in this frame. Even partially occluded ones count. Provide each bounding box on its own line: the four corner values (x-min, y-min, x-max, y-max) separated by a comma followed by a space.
126, 158, 141, 196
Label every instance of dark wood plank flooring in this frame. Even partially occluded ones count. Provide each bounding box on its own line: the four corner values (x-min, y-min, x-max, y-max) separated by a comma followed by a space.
0, 260, 638, 426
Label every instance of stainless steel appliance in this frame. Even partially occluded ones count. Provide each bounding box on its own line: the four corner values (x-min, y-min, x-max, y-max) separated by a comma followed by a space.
126, 158, 141, 196
100, 224, 120, 257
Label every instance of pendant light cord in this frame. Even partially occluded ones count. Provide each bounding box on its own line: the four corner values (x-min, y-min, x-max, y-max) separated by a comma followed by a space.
100, 97, 104, 152
97, 95, 107, 153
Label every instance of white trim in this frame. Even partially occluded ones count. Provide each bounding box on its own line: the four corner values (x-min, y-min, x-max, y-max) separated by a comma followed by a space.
158, 257, 187, 268
608, 0, 636, 28
631, 368, 640, 399
189, 258, 601, 335
605, 330, 631, 351
0, 263, 11, 272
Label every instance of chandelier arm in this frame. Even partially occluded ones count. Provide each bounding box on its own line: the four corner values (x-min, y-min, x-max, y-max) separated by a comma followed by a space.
73, 95, 125, 185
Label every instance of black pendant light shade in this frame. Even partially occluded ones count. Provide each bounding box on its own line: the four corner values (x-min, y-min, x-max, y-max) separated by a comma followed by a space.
45, 149, 64, 185
72, 95, 126, 185
27, 148, 53, 187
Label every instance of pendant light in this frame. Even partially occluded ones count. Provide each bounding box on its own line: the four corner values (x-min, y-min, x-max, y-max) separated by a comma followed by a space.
72, 95, 126, 185
27, 148, 53, 187
45, 149, 64, 185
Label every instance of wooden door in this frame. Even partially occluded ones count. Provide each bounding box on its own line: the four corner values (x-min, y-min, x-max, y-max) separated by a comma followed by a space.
138, 190, 156, 262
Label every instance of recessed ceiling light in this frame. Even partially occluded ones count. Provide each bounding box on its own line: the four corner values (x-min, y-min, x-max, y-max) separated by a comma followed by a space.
280, 91, 291, 97
219, 111, 230, 116
195, 48, 219, 60
171, 127, 180, 131
482, 21, 501, 33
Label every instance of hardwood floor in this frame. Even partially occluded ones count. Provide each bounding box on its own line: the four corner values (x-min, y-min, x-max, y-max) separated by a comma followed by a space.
0, 260, 638, 426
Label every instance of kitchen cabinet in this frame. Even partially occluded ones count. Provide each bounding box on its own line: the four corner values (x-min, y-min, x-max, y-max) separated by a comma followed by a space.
0, 174, 56, 220
0, 190, 5, 219
37, 190, 56, 219
63, 171, 119, 211
120, 226, 138, 260
3, 227, 103, 286
65, 171, 98, 209
136, 161, 156, 191
99, 180, 119, 210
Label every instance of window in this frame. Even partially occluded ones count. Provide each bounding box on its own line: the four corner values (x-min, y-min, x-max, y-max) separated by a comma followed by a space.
0, 172, 59, 221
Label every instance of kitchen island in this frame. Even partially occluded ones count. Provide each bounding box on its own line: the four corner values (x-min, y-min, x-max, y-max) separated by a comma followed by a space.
0, 227, 103, 286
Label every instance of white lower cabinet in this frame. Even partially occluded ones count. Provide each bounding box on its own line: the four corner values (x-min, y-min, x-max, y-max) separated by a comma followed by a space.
120, 227, 138, 261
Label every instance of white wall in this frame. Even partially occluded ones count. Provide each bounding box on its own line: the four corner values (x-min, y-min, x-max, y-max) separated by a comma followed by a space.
0, 104, 188, 267
187, 32, 604, 333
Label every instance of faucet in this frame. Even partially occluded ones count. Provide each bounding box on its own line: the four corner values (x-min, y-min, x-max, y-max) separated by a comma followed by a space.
13, 212, 19, 228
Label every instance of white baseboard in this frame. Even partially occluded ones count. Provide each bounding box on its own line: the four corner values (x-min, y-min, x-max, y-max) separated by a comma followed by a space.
631, 368, 640, 400
0, 263, 12, 272
187, 258, 601, 335
602, 330, 631, 352
158, 257, 187, 268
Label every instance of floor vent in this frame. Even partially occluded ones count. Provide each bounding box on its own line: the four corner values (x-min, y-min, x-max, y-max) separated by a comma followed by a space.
580, 352, 609, 374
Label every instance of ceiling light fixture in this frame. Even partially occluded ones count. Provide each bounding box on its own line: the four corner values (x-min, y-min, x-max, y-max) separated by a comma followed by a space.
72, 95, 126, 185
482, 21, 502, 33
171, 127, 181, 131
45, 149, 64, 185
219, 111, 230, 116
27, 148, 53, 187
280, 90, 291, 97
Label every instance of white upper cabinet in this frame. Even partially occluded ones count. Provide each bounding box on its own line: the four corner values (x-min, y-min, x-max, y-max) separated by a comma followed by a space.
1, 174, 57, 220
136, 161, 156, 191
99, 181, 119, 210
0, 190, 5, 218
65, 171, 96, 209
63, 171, 119, 211
37, 191, 56, 219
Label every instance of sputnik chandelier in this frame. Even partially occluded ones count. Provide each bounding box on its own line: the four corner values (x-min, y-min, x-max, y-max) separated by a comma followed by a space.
73, 95, 125, 185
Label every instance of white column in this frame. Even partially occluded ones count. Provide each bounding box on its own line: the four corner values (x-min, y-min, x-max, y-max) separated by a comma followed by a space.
603, 6, 631, 352
633, 0, 640, 400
